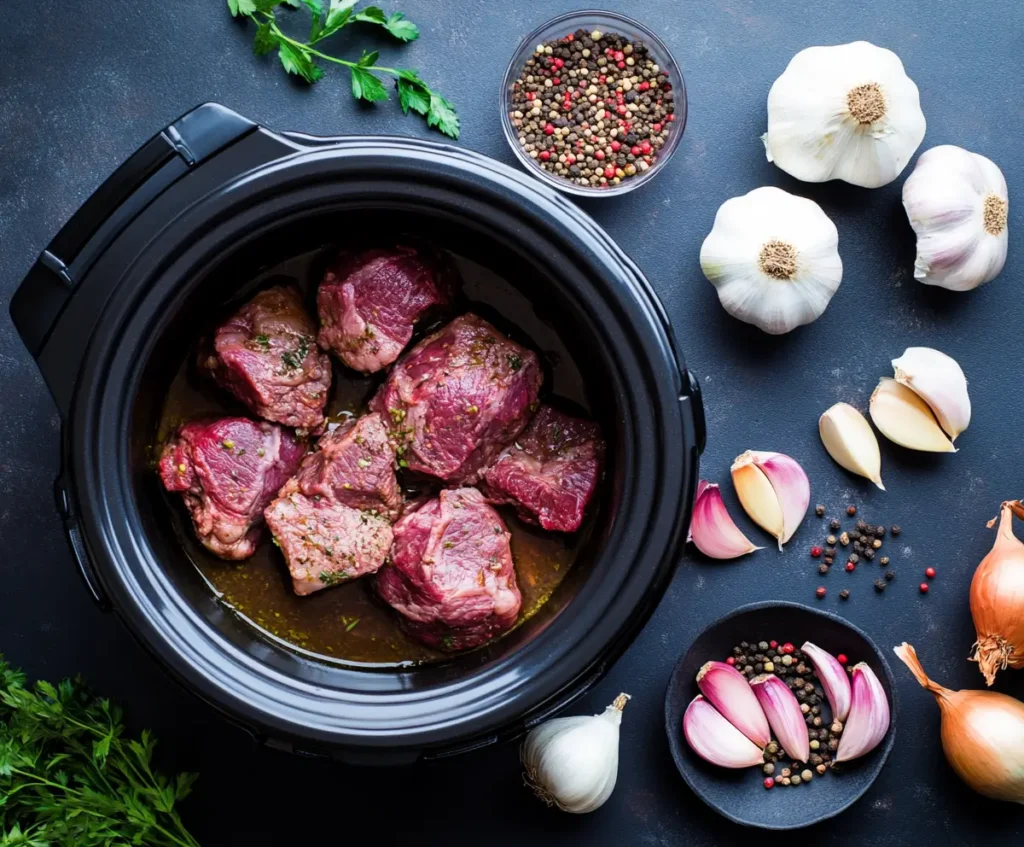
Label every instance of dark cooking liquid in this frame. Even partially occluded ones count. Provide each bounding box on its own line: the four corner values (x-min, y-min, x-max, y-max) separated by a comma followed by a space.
157, 249, 591, 666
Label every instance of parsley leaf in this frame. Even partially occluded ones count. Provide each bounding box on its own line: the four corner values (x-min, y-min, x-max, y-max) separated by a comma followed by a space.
358, 48, 380, 67
384, 11, 418, 41
352, 5, 386, 24
278, 41, 323, 82
317, 0, 358, 39
297, 0, 322, 13
428, 92, 460, 138
397, 74, 430, 115
351, 66, 389, 101
229, 0, 258, 14
253, 21, 279, 55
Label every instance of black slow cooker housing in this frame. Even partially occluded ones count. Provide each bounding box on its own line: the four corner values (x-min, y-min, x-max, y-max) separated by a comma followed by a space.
10, 104, 704, 763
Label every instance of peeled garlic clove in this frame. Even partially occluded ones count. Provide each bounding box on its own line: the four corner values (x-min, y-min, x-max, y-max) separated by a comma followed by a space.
683, 695, 765, 769
801, 641, 852, 722
835, 664, 891, 762
688, 480, 761, 560
892, 347, 971, 440
763, 41, 926, 188
819, 403, 885, 490
750, 674, 810, 763
699, 186, 842, 335
870, 378, 956, 453
731, 451, 809, 549
903, 145, 1009, 291
697, 661, 771, 747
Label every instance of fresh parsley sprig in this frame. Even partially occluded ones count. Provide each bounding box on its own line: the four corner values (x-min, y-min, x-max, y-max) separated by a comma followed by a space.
229, 0, 459, 138
0, 656, 200, 847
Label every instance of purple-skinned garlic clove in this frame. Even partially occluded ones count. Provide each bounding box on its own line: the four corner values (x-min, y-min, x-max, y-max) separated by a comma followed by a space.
750, 673, 810, 762
688, 480, 762, 560
683, 695, 765, 769
696, 661, 771, 747
836, 663, 891, 762
731, 451, 810, 549
801, 641, 852, 722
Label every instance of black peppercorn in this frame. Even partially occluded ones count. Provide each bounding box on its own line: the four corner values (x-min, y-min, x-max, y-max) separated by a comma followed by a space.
880, 556, 890, 566
856, 520, 867, 531
826, 547, 837, 557
819, 564, 830, 574
875, 525, 886, 538
829, 519, 841, 531
815, 504, 825, 517
849, 553, 860, 564
840, 588, 850, 599
891, 525, 901, 536
885, 570, 895, 581
874, 579, 886, 592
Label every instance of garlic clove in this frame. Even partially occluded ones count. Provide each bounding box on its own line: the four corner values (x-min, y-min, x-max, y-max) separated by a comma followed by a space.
870, 378, 956, 453
819, 403, 885, 489
892, 347, 971, 440
688, 480, 762, 560
697, 661, 771, 747
521, 693, 630, 814
750, 674, 810, 763
903, 145, 1009, 291
800, 641, 853, 723
835, 664, 890, 762
699, 186, 842, 335
683, 695, 766, 769
763, 41, 926, 188
731, 451, 809, 549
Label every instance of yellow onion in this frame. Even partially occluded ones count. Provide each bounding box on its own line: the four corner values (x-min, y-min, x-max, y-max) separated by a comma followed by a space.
970, 500, 1024, 685
895, 642, 1024, 804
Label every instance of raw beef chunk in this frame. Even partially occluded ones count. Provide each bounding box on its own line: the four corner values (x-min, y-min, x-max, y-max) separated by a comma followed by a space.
317, 246, 453, 373
264, 482, 393, 596
201, 285, 332, 431
159, 417, 305, 560
371, 314, 542, 483
289, 413, 401, 518
483, 405, 603, 532
375, 487, 522, 651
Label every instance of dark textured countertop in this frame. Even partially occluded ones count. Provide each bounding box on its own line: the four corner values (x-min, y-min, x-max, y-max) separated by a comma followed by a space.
1, 1, 1022, 843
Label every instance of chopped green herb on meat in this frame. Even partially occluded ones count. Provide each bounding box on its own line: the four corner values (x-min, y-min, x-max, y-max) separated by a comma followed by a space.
507, 352, 523, 372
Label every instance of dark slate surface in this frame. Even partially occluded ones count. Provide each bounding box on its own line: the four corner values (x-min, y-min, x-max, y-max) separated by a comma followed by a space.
1, 0, 1022, 843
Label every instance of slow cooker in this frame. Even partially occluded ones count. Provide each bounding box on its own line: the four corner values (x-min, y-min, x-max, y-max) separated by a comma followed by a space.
9, 103, 705, 763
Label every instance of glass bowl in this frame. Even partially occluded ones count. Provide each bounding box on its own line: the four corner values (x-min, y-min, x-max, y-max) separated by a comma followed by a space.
500, 9, 687, 198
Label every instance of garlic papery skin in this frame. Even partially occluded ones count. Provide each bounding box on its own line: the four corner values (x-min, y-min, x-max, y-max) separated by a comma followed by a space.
892, 347, 971, 440
699, 187, 842, 335
819, 403, 885, 490
688, 480, 762, 560
521, 693, 629, 814
731, 451, 810, 549
903, 145, 1009, 291
870, 378, 956, 453
683, 695, 766, 769
835, 664, 891, 763
763, 41, 926, 188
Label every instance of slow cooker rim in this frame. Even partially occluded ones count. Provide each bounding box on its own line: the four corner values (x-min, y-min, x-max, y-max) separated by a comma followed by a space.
65, 138, 695, 751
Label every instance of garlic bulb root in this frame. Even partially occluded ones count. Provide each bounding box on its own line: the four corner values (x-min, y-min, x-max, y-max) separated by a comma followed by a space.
903, 145, 1009, 291
763, 41, 926, 188
700, 187, 842, 335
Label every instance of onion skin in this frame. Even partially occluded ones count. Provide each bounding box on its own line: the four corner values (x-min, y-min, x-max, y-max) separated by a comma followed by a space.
970, 501, 1024, 685
896, 642, 1024, 804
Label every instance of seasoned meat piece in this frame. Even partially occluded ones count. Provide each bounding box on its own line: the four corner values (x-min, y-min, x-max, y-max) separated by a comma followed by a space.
375, 488, 522, 651
371, 314, 542, 483
288, 412, 401, 518
201, 285, 332, 431
265, 482, 392, 596
483, 405, 603, 532
317, 246, 453, 373
158, 417, 305, 560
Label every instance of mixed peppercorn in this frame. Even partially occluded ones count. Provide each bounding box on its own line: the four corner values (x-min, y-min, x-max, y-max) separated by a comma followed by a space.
729, 640, 845, 789
508, 28, 676, 188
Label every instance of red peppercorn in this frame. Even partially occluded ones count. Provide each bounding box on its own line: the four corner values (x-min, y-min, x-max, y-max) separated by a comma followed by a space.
554, 58, 565, 69
543, 124, 554, 136
639, 81, 650, 91
640, 140, 652, 154
616, 105, 628, 115
764, 777, 775, 789
610, 141, 622, 152
726, 656, 736, 666
631, 145, 641, 156
598, 75, 607, 84
613, 50, 624, 61
816, 587, 827, 599
810, 546, 823, 558
845, 561, 856, 572
552, 77, 561, 85
565, 33, 574, 42
565, 154, 576, 165
769, 640, 778, 649
616, 61, 626, 69
604, 166, 617, 179
594, 149, 605, 161
653, 122, 663, 133
782, 643, 795, 654
836, 654, 848, 665
925, 567, 936, 579
666, 113, 675, 122
920, 582, 930, 594
539, 151, 551, 161
526, 92, 535, 101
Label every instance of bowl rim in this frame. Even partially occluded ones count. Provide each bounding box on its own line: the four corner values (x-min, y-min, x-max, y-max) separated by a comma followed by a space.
663, 600, 899, 830
499, 8, 687, 198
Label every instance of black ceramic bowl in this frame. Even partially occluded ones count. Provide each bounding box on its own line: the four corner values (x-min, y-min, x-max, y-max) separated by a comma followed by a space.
10, 104, 704, 764
664, 601, 897, 830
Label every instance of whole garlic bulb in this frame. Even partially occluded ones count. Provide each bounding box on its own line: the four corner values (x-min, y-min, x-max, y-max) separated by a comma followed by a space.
700, 187, 843, 334
903, 145, 1009, 291
763, 41, 926, 188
